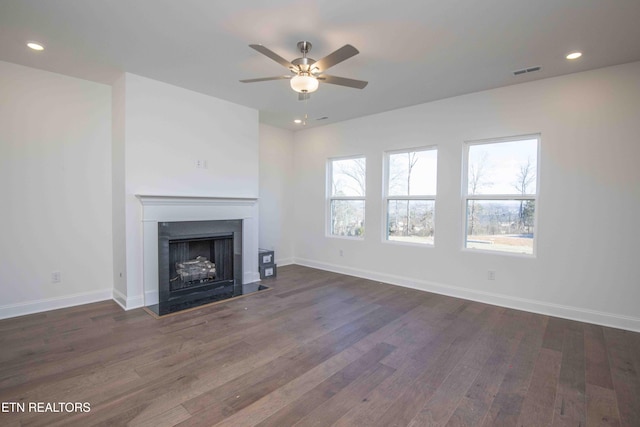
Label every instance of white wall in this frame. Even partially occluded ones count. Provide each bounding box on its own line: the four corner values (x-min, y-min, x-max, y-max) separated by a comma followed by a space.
292, 61, 640, 331
115, 73, 259, 308
259, 124, 295, 265
0, 61, 113, 318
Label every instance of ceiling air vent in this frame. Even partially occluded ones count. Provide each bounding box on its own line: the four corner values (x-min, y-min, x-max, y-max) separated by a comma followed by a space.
513, 66, 542, 76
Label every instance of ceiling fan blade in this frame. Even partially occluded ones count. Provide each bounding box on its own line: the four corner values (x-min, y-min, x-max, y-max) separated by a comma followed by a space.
312, 45, 359, 72
249, 44, 295, 70
239, 76, 291, 83
317, 74, 368, 89
298, 93, 311, 101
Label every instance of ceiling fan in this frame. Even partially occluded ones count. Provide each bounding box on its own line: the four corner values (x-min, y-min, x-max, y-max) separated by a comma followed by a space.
240, 41, 368, 100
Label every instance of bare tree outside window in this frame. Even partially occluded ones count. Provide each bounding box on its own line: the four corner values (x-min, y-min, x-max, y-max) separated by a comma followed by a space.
513, 157, 536, 232
468, 151, 490, 235
333, 157, 366, 196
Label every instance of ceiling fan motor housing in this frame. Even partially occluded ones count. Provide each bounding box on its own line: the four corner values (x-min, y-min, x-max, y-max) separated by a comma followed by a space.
291, 57, 316, 72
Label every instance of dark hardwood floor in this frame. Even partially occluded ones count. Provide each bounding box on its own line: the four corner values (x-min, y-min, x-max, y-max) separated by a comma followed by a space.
1, 265, 639, 426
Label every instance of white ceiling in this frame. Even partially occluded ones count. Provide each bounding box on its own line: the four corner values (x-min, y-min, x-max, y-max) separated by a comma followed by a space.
1, 0, 639, 130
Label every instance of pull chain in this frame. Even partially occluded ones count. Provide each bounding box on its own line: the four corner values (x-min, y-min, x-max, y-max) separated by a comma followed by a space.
303, 96, 308, 126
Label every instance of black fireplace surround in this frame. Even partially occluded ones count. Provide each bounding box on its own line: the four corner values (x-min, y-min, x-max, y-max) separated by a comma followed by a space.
152, 219, 245, 315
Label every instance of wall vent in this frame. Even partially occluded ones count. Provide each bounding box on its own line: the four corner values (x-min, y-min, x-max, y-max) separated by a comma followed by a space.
513, 66, 542, 76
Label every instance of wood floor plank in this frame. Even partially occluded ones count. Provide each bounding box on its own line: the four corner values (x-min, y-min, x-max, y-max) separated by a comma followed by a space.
516, 347, 563, 426
585, 324, 615, 390
332, 301, 494, 427
551, 325, 587, 426
211, 344, 374, 427
479, 313, 548, 427
295, 362, 396, 426
542, 316, 569, 352
128, 405, 192, 427
403, 305, 507, 426
586, 383, 622, 427
381, 298, 468, 370
603, 327, 640, 427
254, 343, 395, 427
1, 265, 639, 427
443, 308, 530, 427
369, 305, 503, 427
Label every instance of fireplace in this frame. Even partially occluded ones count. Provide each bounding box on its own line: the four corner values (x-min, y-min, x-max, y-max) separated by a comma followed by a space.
136, 195, 261, 315
149, 219, 241, 315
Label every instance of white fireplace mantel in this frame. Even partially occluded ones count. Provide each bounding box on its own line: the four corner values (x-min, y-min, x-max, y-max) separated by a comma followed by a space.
136, 194, 258, 220
136, 195, 260, 306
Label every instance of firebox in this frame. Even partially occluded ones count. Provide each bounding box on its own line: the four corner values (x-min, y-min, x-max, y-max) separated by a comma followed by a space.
152, 219, 246, 315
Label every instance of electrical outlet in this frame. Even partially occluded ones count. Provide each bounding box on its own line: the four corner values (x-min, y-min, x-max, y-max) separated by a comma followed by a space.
51, 271, 61, 283
339, 249, 344, 257
487, 270, 496, 281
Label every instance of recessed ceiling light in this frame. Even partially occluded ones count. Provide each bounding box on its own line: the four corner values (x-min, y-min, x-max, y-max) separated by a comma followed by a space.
27, 42, 44, 51
294, 119, 302, 124
566, 52, 582, 60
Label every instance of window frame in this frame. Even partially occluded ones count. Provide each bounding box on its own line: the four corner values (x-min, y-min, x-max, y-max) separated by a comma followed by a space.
383, 145, 438, 247
326, 155, 367, 239
462, 134, 541, 257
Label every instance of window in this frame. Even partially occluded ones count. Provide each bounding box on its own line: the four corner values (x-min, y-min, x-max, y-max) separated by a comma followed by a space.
384, 147, 437, 245
464, 135, 539, 255
328, 156, 366, 237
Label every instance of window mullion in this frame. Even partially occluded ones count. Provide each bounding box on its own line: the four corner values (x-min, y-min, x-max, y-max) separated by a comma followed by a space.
466, 194, 536, 201
386, 195, 436, 201
331, 196, 366, 201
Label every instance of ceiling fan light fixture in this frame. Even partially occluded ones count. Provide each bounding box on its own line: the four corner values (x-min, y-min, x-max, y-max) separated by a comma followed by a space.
290, 74, 319, 93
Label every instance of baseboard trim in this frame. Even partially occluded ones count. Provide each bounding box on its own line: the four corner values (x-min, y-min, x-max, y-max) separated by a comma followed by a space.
112, 288, 127, 309
112, 289, 144, 311
275, 257, 294, 267
0, 289, 112, 320
293, 257, 640, 333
